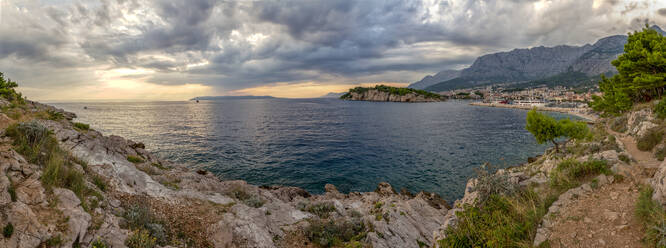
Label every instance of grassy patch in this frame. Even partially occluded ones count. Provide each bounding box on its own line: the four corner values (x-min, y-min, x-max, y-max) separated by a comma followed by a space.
73, 122, 90, 130
299, 201, 336, 218
3, 223, 13, 238
231, 188, 264, 208
472, 164, 519, 205
92, 175, 108, 192
655, 98, 666, 119
438, 189, 550, 247
5, 121, 101, 212
127, 155, 144, 163
619, 154, 632, 164
125, 229, 156, 248
637, 128, 664, 151
657, 146, 666, 161
91, 239, 109, 248
636, 185, 666, 247
550, 159, 610, 190
305, 218, 367, 247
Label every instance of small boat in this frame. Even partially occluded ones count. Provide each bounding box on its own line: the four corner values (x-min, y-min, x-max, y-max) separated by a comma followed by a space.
83, 106, 87, 109
196, 100, 199, 103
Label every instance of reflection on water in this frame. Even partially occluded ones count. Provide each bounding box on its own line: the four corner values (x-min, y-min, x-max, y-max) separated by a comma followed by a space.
52, 99, 572, 202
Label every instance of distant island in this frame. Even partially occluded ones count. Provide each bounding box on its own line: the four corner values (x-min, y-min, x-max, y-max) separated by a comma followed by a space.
340, 85, 444, 102
190, 95, 275, 100
320, 92, 346, 98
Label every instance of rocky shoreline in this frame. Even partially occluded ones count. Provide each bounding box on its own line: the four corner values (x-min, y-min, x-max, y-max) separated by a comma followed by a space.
0, 100, 453, 248
1, 98, 664, 247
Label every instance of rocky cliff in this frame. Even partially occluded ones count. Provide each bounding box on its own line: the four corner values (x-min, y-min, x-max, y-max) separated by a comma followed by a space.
0, 100, 451, 248
343, 90, 442, 102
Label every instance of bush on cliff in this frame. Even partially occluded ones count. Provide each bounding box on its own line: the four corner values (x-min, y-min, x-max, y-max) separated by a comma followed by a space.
637, 128, 664, 151
439, 189, 550, 247
305, 218, 367, 247
5, 121, 100, 212
549, 159, 610, 190
655, 98, 666, 119
636, 185, 666, 247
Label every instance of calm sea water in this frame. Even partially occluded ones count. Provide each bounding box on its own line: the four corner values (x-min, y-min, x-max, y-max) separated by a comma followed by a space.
52, 99, 571, 203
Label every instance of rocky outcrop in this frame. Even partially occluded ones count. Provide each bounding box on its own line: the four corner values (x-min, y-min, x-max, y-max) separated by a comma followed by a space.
0, 103, 451, 248
343, 89, 442, 102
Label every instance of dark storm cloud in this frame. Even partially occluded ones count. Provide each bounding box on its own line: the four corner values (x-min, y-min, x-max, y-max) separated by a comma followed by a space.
0, 0, 663, 96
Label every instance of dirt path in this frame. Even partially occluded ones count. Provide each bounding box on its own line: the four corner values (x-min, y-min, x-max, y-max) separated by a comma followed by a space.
546, 128, 659, 247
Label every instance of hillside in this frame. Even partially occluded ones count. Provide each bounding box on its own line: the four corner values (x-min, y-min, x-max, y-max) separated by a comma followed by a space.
421, 25, 665, 92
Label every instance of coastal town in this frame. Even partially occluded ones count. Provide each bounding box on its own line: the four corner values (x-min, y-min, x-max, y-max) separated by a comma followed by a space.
438, 85, 601, 120
440, 85, 598, 107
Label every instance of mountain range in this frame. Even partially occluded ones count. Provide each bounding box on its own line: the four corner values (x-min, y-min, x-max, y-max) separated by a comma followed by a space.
409, 25, 666, 91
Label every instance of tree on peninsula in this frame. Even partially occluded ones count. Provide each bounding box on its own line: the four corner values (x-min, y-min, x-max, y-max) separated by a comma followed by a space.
526, 109, 589, 152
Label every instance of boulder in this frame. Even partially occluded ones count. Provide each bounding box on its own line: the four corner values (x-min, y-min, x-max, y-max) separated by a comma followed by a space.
54, 188, 91, 247
650, 160, 666, 204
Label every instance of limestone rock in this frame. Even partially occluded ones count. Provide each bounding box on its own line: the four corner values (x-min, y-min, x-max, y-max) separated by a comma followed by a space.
54, 188, 91, 247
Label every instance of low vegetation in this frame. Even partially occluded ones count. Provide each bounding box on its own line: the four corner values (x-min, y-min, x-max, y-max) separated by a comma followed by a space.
125, 229, 157, 248
5, 121, 102, 212
656, 98, 666, 119
549, 159, 610, 190
127, 155, 145, 163
3, 222, 13, 238
636, 186, 666, 247
230, 188, 265, 208
305, 218, 367, 248
73, 122, 90, 130
637, 128, 664, 151
439, 188, 551, 247
340, 85, 442, 100
299, 201, 337, 218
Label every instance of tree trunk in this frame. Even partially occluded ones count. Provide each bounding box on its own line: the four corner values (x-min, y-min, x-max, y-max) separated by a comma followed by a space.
551, 140, 559, 153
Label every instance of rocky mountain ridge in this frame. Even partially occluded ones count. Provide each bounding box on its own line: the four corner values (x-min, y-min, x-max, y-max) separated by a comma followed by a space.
415, 25, 665, 92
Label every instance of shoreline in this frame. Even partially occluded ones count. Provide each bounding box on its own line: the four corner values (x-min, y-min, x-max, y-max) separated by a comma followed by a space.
469, 101, 599, 122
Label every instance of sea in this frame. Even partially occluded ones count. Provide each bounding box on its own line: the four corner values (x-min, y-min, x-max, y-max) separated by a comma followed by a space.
52, 99, 575, 203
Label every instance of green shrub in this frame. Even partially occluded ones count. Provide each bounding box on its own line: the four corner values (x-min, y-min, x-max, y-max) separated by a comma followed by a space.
45, 109, 64, 121
657, 146, 666, 161
127, 155, 144, 163
45, 235, 63, 247
125, 229, 156, 248
636, 186, 666, 247
7, 176, 16, 202
619, 154, 631, 164
655, 98, 666, 119
0, 72, 24, 103
472, 164, 519, 206
302, 202, 337, 218
92, 175, 108, 192
550, 159, 610, 189
5, 122, 54, 165
3, 223, 13, 238
91, 238, 109, 248
439, 189, 549, 247
305, 218, 367, 247
73, 122, 90, 130
231, 188, 264, 208
637, 128, 664, 151
609, 116, 628, 133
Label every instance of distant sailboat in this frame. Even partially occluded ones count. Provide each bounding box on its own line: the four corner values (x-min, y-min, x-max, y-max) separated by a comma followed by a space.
196, 99, 199, 103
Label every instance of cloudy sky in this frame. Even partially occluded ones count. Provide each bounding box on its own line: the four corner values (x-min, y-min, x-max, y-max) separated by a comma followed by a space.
1, 0, 665, 101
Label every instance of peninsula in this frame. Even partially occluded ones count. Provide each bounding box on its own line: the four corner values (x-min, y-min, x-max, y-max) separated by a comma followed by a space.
340, 85, 444, 102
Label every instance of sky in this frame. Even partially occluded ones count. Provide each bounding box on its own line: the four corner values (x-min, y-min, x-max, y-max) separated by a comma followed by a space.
1, 0, 666, 101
